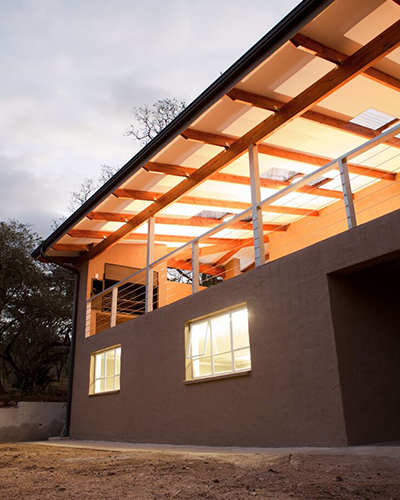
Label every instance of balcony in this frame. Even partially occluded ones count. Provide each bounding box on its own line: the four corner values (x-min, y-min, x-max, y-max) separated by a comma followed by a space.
85, 123, 400, 337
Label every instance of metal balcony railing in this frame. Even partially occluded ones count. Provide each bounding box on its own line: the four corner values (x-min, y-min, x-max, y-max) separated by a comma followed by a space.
85, 122, 400, 337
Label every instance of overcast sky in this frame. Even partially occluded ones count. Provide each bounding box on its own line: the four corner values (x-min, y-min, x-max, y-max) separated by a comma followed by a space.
0, 0, 298, 237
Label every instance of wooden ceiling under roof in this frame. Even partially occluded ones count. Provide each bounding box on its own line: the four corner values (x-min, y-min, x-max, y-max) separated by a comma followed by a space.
44, 0, 400, 272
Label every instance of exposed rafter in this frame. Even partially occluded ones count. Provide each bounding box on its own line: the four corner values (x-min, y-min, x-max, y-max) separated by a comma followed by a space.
291, 32, 400, 93
53, 244, 90, 252
227, 88, 400, 150
87, 212, 288, 232
117, 183, 342, 204
113, 189, 320, 216
145, 161, 293, 190
67, 229, 243, 246
75, 20, 400, 266
214, 248, 242, 266
176, 235, 269, 261
182, 128, 395, 182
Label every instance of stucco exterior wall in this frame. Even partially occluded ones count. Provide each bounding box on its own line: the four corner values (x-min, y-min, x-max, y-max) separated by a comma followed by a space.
0, 402, 66, 442
69, 209, 400, 448
86, 242, 170, 306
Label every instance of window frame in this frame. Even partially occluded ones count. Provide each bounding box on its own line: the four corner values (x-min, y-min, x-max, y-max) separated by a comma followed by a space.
185, 305, 251, 382
89, 344, 121, 395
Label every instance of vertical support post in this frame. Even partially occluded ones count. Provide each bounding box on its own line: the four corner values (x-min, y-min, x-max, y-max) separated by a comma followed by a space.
248, 144, 265, 267
85, 300, 92, 337
145, 216, 155, 313
110, 287, 118, 327
338, 157, 357, 229
192, 240, 200, 294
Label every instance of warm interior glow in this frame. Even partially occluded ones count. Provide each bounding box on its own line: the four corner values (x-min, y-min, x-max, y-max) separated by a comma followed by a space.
186, 306, 251, 380
91, 346, 121, 394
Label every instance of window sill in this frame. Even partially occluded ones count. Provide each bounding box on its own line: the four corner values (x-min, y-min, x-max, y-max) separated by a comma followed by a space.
184, 370, 251, 385
88, 390, 120, 397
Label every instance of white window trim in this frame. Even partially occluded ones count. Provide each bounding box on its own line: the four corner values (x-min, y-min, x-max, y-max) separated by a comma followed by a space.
185, 305, 251, 382
89, 345, 121, 395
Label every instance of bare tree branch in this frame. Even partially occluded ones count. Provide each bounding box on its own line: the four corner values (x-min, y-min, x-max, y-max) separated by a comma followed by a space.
125, 98, 186, 145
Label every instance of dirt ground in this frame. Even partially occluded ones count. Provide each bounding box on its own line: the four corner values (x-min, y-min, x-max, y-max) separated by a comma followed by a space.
0, 443, 400, 499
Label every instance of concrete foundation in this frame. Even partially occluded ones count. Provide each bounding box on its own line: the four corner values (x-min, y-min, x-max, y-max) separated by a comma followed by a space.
0, 402, 66, 442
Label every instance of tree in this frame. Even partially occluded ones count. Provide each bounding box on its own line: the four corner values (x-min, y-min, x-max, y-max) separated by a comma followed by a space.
125, 98, 186, 145
64, 98, 186, 216
68, 164, 118, 213
0, 220, 74, 396
67, 97, 219, 288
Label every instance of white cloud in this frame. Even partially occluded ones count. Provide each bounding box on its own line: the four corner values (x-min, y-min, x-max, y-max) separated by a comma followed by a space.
0, 0, 298, 236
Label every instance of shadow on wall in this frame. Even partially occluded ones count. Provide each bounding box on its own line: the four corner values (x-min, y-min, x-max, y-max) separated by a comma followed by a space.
328, 254, 400, 445
0, 402, 66, 442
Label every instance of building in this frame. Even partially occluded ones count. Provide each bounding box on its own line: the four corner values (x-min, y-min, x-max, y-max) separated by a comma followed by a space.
33, 0, 400, 447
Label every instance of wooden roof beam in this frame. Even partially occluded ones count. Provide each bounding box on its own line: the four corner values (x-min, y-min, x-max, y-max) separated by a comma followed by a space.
214, 248, 242, 266
176, 234, 269, 261
291, 32, 400, 93
145, 161, 290, 190
88, 212, 288, 232
52, 244, 90, 252
227, 87, 400, 150
67, 229, 244, 246
181, 129, 396, 181
147, 157, 342, 199
75, 20, 400, 266
113, 189, 320, 216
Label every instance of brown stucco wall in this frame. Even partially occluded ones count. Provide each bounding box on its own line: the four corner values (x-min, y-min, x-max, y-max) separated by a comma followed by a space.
69, 208, 400, 447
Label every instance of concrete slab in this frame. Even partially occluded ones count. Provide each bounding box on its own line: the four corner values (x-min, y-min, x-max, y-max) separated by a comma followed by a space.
30, 438, 400, 458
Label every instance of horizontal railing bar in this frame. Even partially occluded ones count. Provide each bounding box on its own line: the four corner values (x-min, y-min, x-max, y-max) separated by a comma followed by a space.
257, 122, 400, 212
344, 122, 400, 162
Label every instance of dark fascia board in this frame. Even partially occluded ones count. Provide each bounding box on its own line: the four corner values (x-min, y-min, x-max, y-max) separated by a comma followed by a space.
32, 0, 335, 260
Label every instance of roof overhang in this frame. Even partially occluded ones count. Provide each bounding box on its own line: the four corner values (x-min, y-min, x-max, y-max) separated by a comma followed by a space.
32, 0, 335, 260
32, 0, 400, 272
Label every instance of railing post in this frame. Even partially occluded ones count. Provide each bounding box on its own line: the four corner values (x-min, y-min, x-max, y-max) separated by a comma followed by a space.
145, 216, 155, 313
338, 157, 357, 229
110, 287, 118, 328
192, 240, 199, 294
248, 144, 266, 267
85, 300, 92, 337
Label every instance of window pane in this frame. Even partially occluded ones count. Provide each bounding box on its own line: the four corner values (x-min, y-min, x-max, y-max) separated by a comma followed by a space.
115, 348, 121, 375
95, 378, 104, 393
188, 321, 209, 358
105, 377, 115, 392
105, 350, 116, 377
213, 352, 233, 374
211, 313, 231, 354
115, 375, 120, 390
192, 356, 212, 378
234, 348, 251, 371
232, 308, 250, 349
95, 353, 105, 379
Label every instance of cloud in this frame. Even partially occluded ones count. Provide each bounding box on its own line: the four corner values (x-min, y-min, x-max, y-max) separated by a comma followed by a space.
0, 0, 299, 237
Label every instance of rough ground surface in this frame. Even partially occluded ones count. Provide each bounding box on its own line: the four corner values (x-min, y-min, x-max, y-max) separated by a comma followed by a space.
0, 443, 399, 499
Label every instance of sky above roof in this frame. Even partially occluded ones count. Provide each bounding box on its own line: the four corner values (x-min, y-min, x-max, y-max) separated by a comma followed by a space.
0, 0, 298, 237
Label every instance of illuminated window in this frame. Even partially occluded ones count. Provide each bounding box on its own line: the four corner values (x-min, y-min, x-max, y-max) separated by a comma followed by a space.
186, 306, 251, 381
90, 346, 121, 394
